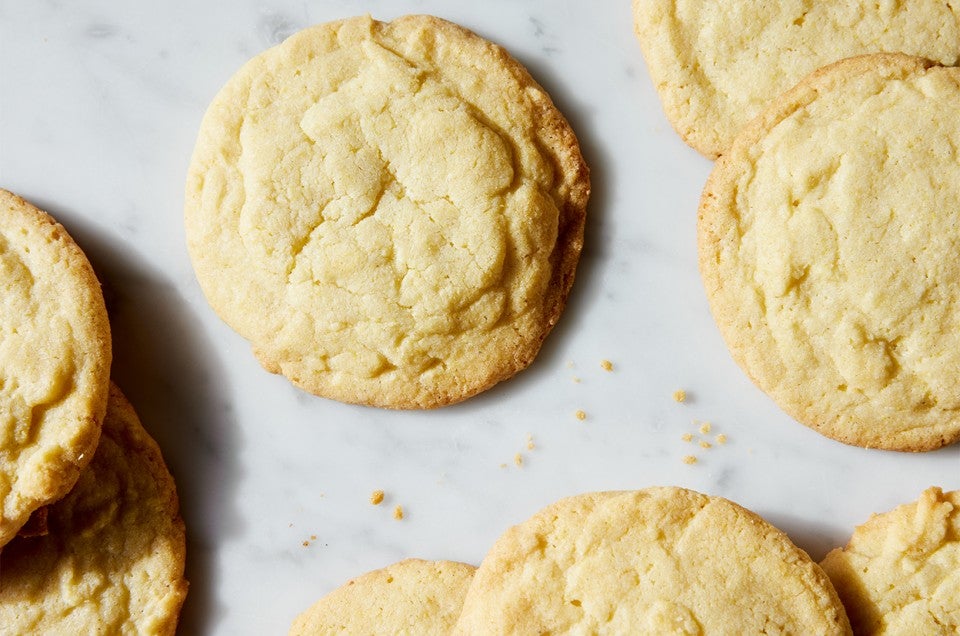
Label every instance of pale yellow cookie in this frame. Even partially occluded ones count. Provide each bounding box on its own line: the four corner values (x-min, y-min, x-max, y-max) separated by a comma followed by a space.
289, 558, 475, 635
0, 384, 188, 635
452, 488, 851, 634
633, 0, 960, 158
698, 54, 960, 451
185, 15, 589, 409
0, 189, 111, 547
821, 487, 960, 634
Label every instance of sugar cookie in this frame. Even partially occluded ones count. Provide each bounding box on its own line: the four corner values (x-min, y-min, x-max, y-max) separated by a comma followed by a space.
821, 487, 960, 634
698, 54, 960, 450
0, 384, 188, 634
185, 15, 589, 408
289, 558, 475, 635
0, 189, 111, 547
453, 488, 851, 634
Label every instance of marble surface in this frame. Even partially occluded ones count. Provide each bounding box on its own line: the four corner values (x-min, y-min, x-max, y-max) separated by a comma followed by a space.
1, 1, 957, 633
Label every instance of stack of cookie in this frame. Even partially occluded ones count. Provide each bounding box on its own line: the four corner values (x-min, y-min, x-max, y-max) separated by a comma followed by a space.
634, 1, 960, 451
0, 190, 187, 633
289, 486, 959, 633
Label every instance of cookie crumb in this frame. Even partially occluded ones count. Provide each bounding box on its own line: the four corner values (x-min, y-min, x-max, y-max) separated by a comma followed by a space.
310, 534, 317, 540
572, 376, 582, 383
393, 505, 404, 520
514, 453, 524, 467
575, 410, 586, 421
682, 455, 697, 465
499, 463, 508, 469
370, 489, 385, 505
302, 540, 309, 547
672, 389, 686, 403
600, 359, 613, 371
526, 434, 535, 450
681, 433, 693, 442
699, 440, 712, 449
716, 433, 728, 445
698, 421, 712, 434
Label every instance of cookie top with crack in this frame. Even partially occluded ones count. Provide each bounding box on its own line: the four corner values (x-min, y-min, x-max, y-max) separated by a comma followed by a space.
185, 14, 589, 408
0, 383, 188, 634
633, 0, 960, 158
0, 189, 111, 548
289, 558, 475, 635
452, 488, 851, 634
820, 487, 960, 635
698, 54, 960, 451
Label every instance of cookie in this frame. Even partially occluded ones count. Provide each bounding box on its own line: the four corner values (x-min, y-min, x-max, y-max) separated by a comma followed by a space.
185, 15, 589, 409
289, 558, 475, 635
0, 189, 111, 547
452, 488, 851, 634
698, 54, 960, 451
0, 383, 188, 634
633, 0, 960, 158
820, 487, 960, 634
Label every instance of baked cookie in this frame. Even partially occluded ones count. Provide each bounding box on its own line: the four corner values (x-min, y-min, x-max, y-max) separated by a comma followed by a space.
185, 15, 589, 409
633, 0, 960, 158
289, 558, 475, 635
0, 189, 111, 547
820, 487, 960, 634
0, 384, 188, 635
698, 54, 960, 451
452, 488, 851, 634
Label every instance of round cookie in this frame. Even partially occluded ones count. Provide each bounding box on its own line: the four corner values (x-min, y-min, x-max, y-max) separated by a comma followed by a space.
452, 488, 851, 634
698, 54, 960, 451
185, 15, 590, 409
0, 383, 188, 635
0, 189, 111, 547
633, 0, 960, 158
820, 487, 960, 634
289, 558, 476, 635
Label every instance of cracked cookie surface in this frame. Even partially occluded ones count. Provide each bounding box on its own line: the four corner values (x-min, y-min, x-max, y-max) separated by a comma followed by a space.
698, 54, 960, 450
0, 384, 188, 634
821, 487, 960, 634
185, 15, 589, 408
452, 488, 850, 634
633, 0, 960, 158
289, 558, 475, 635
0, 189, 111, 547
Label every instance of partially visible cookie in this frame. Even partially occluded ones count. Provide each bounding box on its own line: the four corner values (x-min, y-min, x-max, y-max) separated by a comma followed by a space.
185, 14, 589, 409
0, 189, 111, 547
698, 54, 960, 450
821, 487, 960, 634
452, 488, 851, 634
289, 558, 476, 635
633, 0, 960, 158
0, 384, 188, 635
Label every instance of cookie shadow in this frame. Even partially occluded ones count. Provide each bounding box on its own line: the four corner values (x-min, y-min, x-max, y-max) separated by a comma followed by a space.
759, 511, 847, 562
32, 198, 243, 635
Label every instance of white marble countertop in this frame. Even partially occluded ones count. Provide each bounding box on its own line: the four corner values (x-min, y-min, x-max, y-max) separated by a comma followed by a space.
1, 1, 957, 633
